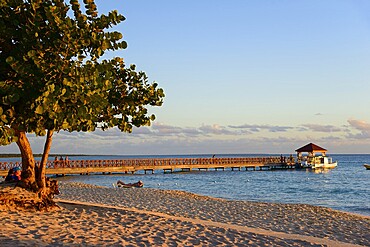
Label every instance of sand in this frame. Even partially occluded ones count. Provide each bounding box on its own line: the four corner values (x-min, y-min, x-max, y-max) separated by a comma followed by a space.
0, 182, 369, 246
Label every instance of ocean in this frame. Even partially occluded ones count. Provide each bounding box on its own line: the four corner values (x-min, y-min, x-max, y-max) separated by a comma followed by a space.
2, 154, 370, 216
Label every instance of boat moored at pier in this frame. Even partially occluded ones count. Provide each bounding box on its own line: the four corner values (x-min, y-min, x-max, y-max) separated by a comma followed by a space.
300, 155, 338, 169
295, 143, 338, 169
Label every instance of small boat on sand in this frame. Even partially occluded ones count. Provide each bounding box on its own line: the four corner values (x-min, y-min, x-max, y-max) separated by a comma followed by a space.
117, 180, 143, 188
364, 164, 370, 170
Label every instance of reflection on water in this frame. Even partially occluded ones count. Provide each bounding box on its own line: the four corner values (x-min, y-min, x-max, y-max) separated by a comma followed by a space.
311, 168, 332, 174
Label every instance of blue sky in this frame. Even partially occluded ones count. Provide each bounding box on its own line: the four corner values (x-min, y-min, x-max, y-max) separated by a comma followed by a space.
3, 0, 370, 155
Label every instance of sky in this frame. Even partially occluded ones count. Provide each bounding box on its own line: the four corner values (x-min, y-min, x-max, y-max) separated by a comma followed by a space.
3, 0, 370, 155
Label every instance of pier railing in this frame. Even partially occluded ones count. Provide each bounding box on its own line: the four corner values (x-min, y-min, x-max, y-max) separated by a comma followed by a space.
0, 156, 295, 176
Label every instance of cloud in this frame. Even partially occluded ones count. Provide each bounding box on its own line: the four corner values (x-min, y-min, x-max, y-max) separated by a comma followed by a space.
228, 124, 294, 132
198, 124, 237, 135
301, 124, 342, 133
348, 119, 370, 131
321, 135, 342, 141
150, 123, 202, 137
346, 119, 370, 139
132, 123, 244, 137
131, 127, 153, 135
4, 120, 369, 155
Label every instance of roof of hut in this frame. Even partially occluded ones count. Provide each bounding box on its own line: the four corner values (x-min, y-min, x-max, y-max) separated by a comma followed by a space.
295, 143, 327, 153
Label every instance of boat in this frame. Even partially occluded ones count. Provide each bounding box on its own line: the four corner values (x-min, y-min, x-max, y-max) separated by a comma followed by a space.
295, 143, 338, 170
311, 156, 338, 169
364, 164, 370, 170
117, 180, 143, 188
300, 156, 337, 169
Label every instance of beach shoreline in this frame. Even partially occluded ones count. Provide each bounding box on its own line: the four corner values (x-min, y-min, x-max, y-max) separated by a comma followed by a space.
0, 182, 369, 246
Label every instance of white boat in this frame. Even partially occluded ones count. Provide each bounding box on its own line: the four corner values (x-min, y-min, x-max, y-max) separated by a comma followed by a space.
295, 143, 337, 170
308, 156, 338, 169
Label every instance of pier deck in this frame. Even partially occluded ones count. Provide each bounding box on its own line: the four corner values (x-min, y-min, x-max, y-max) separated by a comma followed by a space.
0, 157, 295, 177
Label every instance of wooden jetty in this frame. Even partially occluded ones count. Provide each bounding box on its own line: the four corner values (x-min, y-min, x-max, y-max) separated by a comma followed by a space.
0, 156, 296, 177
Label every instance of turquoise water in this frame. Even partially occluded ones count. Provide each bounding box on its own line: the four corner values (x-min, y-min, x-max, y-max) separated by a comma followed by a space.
2, 154, 370, 216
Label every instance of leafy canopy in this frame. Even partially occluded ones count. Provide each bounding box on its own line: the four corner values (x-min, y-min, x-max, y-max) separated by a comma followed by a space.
0, 0, 164, 145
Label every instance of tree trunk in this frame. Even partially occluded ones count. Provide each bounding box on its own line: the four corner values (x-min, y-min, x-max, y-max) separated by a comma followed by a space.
37, 130, 53, 190
14, 130, 58, 210
15, 130, 37, 191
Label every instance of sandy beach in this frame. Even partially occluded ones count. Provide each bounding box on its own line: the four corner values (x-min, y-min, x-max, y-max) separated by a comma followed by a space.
0, 182, 369, 246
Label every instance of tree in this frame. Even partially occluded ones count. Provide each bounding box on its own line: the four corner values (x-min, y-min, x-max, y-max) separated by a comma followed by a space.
0, 0, 164, 200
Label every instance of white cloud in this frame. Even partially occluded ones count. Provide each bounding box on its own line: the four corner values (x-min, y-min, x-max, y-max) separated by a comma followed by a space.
199, 124, 238, 135
149, 123, 201, 137
2, 119, 370, 155
228, 124, 294, 132
301, 124, 342, 133
348, 119, 370, 131
346, 119, 370, 139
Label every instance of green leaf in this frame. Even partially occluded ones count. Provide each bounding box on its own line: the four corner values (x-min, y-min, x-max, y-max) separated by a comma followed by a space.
120, 41, 127, 49
48, 84, 55, 92
5, 56, 14, 63
78, 55, 86, 61
35, 105, 44, 114
6, 109, 14, 118
102, 40, 110, 50
62, 120, 69, 129
9, 93, 20, 103
63, 78, 73, 86
27, 50, 36, 57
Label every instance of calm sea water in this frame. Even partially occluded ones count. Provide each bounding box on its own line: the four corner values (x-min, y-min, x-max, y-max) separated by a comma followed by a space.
2, 154, 370, 216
